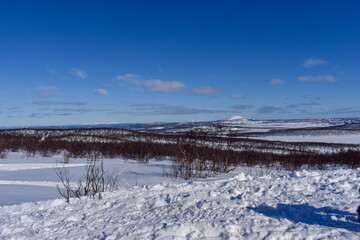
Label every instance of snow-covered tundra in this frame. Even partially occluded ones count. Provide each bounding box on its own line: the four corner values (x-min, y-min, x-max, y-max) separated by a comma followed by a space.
1, 152, 360, 239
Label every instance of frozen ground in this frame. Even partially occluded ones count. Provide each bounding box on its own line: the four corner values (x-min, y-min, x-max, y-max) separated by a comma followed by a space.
1, 152, 360, 239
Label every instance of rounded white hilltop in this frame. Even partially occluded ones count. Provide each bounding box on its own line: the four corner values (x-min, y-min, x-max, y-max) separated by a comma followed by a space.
226, 116, 251, 121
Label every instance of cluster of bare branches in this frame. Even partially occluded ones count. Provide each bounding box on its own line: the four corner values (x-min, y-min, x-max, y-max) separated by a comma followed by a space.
165, 128, 236, 180
55, 154, 120, 203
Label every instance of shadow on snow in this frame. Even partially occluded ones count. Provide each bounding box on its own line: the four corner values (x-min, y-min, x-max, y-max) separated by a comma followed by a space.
249, 203, 359, 232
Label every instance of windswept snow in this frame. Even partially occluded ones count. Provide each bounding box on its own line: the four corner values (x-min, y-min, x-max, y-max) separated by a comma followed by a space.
1, 166, 360, 239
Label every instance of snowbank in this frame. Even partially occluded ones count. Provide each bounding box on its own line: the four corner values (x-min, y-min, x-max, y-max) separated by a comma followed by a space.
1, 168, 360, 239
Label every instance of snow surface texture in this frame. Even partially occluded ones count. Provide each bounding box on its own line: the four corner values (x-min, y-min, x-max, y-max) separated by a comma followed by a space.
1, 167, 360, 239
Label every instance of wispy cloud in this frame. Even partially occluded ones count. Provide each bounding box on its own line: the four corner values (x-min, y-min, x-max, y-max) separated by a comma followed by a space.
303, 58, 328, 68
116, 73, 141, 84
8, 106, 22, 111
297, 75, 336, 82
94, 89, 109, 96
33, 100, 87, 106
230, 94, 244, 99
269, 79, 286, 85
53, 107, 93, 113
191, 86, 221, 96
46, 68, 57, 75
318, 107, 360, 115
123, 103, 232, 116
300, 95, 323, 100
36, 86, 61, 98
31, 106, 112, 118
7, 106, 23, 113
256, 106, 282, 114
285, 104, 298, 109
0, 91, 7, 96
116, 73, 185, 93
229, 104, 254, 110
70, 68, 88, 79
298, 102, 320, 106
143, 79, 185, 93
30, 113, 51, 118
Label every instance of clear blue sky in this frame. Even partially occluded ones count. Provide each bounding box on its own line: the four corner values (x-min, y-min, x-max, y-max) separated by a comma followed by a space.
1, 0, 359, 127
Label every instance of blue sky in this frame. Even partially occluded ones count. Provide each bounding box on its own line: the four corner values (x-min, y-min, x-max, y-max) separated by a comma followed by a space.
0, 0, 359, 127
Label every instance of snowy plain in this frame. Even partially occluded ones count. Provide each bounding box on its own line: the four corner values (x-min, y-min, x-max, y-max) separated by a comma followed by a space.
0, 152, 179, 206
1, 152, 360, 239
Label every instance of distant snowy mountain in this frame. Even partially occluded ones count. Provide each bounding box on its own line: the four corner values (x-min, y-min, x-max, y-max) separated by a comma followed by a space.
225, 116, 253, 122
218, 116, 256, 124
217, 116, 263, 126
227, 116, 252, 121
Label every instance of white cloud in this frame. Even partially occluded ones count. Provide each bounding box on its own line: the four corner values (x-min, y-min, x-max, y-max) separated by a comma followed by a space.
36, 86, 61, 98
143, 79, 185, 93
70, 68, 88, 79
269, 79, 286, 85
298, 75, 336, 82
116, 73, 141, 85
94, 89, 108, 96
230, 94, 244, 99
191, 86, 221, 96
116, 73, 185, 93
303, 58, 328, 68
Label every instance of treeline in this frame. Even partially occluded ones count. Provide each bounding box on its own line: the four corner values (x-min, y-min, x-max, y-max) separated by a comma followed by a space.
1, 128, 360, 179
2, 127, 359, 154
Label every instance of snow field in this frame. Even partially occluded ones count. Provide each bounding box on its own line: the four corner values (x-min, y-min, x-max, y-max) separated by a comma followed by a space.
0, 152, 180, 205
1, 167, 360, 239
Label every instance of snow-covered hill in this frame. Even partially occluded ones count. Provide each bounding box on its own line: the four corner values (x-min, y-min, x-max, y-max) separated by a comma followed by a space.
223, 115, 253, 122
218, 116, 347, 128
1, 166, 360, 239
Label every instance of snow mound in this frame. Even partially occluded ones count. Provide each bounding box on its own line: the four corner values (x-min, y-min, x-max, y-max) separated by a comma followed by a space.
1, 168, 360, 239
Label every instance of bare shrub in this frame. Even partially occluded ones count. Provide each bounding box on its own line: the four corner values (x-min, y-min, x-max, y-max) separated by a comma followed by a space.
105, 170, 120, 191
54, 163, 72, 203
55, 154, 120, 202
0, 150, 8, 159
88, 155, 105, 199
63, 150, 71, 164
80, 155, 120, 198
